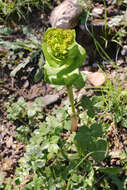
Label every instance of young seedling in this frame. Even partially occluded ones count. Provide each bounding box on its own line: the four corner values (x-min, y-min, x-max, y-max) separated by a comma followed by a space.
42, 28, 86, 131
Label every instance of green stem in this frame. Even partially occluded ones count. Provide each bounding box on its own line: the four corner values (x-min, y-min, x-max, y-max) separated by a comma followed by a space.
66, 85, 78, 131
66, 85, 76, 115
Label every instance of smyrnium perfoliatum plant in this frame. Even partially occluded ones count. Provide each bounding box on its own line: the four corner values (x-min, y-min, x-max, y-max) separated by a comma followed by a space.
42, 28, 86, 131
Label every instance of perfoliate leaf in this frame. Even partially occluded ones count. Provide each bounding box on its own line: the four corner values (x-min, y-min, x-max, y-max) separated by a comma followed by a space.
42, 28, 86, 87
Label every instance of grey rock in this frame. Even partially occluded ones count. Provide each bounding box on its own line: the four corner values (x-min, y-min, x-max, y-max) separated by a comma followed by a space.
49, 0, 82, 29
40, 94, 59, 106
27, 94, 59, 109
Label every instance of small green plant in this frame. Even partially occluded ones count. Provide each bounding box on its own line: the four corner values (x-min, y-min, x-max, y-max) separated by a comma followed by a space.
108, 5, 127, 47
5, 97, 44, 121
42, 28, 86, 131
5, 97, 44, 143
0, 0, 53, 24
100, 75, 127, 130
0, 27, 44, 82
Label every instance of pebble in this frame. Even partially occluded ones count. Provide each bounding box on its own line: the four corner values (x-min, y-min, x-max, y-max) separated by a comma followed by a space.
23, 80, 29, 89
85, 71, 105, 86
117, 59, 124, 66
121, 45, 127, 56
40, 94, 59, 106
92, 7, 104, 17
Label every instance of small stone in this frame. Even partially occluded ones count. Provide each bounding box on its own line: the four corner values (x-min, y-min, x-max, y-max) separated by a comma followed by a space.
121, 45, 127, 56
87, 72, 105, 86
23, 80, 29, 89
105, 0, 113, 5
40, 94, 59, 106
49, 84, 56, 89
92, 7, 104, 17
117, 59, 124, 66
6, 136, 13, 148
123, 82, 127, 89
26, 94, 59, 108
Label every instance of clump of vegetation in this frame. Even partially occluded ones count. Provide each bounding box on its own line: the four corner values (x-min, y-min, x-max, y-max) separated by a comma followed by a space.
3, 93, 127, 189
5, 97, 44, 143
0, 0, 54, 24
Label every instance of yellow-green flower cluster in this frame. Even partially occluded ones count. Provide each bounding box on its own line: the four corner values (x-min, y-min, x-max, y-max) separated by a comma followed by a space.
43, 28, 74, 60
